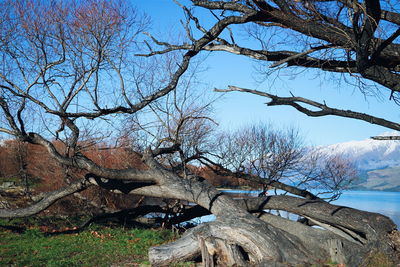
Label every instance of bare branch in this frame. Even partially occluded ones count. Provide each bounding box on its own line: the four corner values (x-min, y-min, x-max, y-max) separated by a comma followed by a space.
197, 155, 321, 200
269, 44, 336, 68
371, 136, 400, 140
216, 86, 400, 131
0, 179, 91, 218
25, 132, 159, 182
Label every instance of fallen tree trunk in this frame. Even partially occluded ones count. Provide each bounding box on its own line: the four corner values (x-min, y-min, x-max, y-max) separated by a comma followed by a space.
148, 194, 399, 266
0, 149, 398, 266
129, 155, 398, 266
239, 195, 397, 243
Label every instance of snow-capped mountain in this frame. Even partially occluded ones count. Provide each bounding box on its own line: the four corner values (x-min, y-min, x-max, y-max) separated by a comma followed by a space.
319, 132, 400, 191
320, 132, 400, 170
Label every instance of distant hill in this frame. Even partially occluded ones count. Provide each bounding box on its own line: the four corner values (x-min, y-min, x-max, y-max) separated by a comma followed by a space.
355, 167, 400, 191
320, 132, 400, 191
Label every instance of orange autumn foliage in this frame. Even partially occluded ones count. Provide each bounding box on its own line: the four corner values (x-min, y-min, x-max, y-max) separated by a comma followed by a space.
0, 139, 255, 215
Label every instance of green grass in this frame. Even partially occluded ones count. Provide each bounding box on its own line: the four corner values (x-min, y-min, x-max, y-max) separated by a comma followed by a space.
0, 222, 180, 267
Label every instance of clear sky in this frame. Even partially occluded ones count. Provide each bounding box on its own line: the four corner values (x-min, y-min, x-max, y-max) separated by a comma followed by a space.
134, 0, 400, 146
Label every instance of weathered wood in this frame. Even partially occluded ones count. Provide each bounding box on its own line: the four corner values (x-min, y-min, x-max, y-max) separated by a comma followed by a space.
0, 144, 397, 266
200, 237, 213, 267
0, 179, 91, 218
239, 195, 396, 240
327, 239, 346, 265
149, 218, 342, 266
148, 227, 201, 266
200, 236, 248, 266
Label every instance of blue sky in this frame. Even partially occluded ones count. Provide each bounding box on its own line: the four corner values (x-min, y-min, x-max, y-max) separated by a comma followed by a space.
134, 1, 400, 146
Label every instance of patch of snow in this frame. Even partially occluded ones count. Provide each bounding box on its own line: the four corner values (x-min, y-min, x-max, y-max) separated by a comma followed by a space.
319, 133, 400, 170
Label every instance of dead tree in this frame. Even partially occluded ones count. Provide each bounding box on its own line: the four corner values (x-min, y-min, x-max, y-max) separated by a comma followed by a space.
0, 0, 399, 266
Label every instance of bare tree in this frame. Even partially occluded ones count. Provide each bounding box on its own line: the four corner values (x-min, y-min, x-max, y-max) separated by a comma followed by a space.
0, 1, 399, 266
201, 124, 356, 200
120, 57, 217, 175
147, 0, 400, 138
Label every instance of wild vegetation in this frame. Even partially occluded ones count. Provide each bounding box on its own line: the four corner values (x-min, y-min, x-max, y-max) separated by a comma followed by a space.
0, 218, 181, 267
0, 0, 399, 266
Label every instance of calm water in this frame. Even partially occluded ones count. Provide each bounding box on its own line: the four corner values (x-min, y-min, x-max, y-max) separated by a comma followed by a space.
333, 190, 400, 228
217, 190, 400, 228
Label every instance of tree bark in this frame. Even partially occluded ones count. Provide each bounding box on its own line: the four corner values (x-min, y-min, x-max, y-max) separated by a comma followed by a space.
0, 179, 90, 218
140, 163, 398, 266
1, 165, 397, 266
0, 149, 398, 266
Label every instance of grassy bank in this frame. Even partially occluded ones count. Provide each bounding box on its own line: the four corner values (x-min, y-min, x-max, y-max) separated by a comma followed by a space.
0, 218, 191, 267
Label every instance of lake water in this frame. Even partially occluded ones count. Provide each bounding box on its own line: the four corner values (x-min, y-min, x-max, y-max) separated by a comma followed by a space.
212, 190, 400, 228
332, 190, 400, 228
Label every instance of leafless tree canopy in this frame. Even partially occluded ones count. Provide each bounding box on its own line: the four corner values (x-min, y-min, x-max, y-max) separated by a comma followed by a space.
147, 0, 400, 138
0, 1, 399, 266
